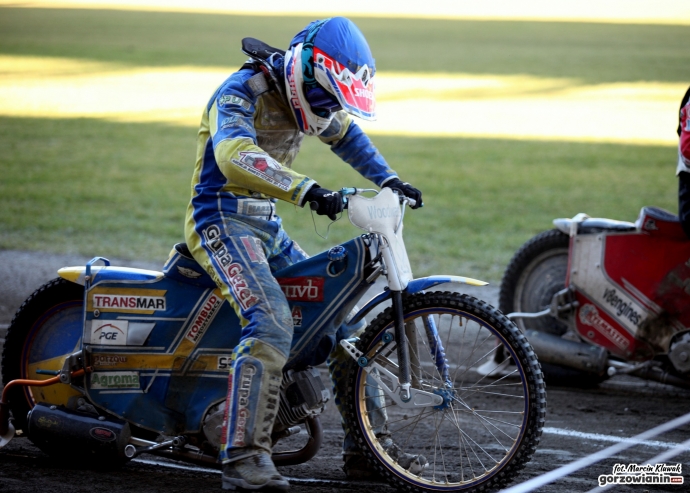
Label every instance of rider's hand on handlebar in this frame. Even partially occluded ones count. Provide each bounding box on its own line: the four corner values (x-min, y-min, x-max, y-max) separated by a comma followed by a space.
384, 178, 423, 209
305, 185, 344, 221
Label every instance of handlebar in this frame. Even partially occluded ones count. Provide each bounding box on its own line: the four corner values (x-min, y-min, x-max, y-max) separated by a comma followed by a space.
308, 187, 419, 214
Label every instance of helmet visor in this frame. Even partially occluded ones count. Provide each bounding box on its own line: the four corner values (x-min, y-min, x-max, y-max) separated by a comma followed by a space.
313, 47, 376, 121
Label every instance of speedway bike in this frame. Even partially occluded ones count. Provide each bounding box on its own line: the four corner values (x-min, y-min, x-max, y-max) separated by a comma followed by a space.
499, 206, 690, 388
0, 187, 545, 493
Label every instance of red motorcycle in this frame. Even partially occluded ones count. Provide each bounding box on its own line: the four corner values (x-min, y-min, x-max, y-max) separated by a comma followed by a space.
498, 206, 690, 388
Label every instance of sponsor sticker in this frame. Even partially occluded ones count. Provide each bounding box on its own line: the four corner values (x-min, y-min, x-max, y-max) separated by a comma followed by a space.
91, 320, 129, 345
91, 371, 140, 389
93, 354, 128, 367
232, 363, 256, 447
291, 306, 303, 327
277, 277, 324, 302
236, 199, 274, 218
90, 427, 117, 442
354, 87, 374, 100
218, 94, 251, 110
220, 115, 254, 133
230, 151, 293, 191
367, 204, 399, 220
286, 62, 302, 111
240, 236, 267, 264
37, 416, 59, 429
579, 304, 630, 351
227, 264, 259, 310
203, 226, 259, 311
290, 177, 311, 202
185, 292, 224, 343
93, 294, 165, 311
217, 355, 233, 370
601, 288, 643, 326
90, 289, 167, 314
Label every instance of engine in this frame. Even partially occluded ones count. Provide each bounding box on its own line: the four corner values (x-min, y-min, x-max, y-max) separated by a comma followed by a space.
275, 367, 330, 429
201, 367, 330, 450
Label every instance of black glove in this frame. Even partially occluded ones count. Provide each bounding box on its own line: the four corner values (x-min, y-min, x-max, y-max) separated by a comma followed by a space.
305, 185, 343, 220
384, 178, 423, 209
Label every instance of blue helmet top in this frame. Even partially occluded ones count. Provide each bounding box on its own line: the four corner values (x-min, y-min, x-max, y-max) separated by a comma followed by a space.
290, 17, 376, 77
285, 17, 377, 135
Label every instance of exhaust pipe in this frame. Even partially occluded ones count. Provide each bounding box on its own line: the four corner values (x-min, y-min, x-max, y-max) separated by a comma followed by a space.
525, 330, 608, 375
27, 403, 132, 461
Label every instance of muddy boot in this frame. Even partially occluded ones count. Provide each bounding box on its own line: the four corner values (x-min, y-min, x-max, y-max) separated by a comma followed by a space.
341, 435, 428, 480
329, 335, 395, 481
379, 435, 428, 474
222, 451, 289, 491
221, 341, 287, 490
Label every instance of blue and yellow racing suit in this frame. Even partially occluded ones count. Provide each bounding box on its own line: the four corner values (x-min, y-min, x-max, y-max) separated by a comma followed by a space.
184, 55, 396, 463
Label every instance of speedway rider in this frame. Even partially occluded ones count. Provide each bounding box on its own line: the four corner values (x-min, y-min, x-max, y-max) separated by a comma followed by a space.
677, 85, 690, 239
184, 18, 424, 491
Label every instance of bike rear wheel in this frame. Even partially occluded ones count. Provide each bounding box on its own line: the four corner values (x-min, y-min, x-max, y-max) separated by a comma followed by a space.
345, 291, 545, 493
499, 229, 608, 386
499, 229, 570, 336
2, 278, 84, 431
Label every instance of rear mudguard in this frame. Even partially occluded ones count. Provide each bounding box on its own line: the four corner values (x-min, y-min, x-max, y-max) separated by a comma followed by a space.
57, 265, 163, 285
350, 275, 488, 325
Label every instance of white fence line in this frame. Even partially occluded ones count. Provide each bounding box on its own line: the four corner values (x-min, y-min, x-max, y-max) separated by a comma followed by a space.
499, 411, 690, 493
542, 427, 683, 450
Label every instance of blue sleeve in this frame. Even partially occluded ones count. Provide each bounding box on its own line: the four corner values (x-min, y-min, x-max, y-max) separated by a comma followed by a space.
328, 120, 398, 187
210, 70, 258, 146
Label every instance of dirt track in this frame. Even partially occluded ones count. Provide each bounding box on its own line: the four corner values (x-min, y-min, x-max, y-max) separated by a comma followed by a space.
1, 250, 690, 492
2, 378, 690, 493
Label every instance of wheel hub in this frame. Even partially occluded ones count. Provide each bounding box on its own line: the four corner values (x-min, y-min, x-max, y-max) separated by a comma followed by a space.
432, 388, 454, 410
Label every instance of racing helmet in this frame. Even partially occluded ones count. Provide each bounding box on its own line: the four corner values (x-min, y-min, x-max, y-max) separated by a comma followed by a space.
284, 17, 377, 136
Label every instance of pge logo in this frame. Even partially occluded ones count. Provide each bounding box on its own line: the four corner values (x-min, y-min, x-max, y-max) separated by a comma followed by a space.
91, 320, 129, 345
99, 327, 121, 341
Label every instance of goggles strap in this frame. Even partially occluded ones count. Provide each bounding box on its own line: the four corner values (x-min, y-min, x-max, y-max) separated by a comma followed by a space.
300, 19, 329, 96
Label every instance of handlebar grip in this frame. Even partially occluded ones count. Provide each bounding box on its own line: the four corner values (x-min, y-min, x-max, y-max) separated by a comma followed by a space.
310, 201, 340, 220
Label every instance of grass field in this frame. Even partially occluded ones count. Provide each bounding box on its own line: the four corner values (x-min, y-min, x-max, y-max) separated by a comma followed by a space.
0, 7, 686, 282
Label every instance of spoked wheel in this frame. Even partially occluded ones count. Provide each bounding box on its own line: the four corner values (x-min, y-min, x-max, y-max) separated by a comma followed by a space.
345, 292, 545, 493
2, 278, 85, 431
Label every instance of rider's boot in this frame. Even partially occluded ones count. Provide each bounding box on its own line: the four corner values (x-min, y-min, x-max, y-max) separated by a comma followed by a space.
222, 452, 288, 492
339, 379, 428, 479
220, 340, 289, 492
328, 334, 428, 480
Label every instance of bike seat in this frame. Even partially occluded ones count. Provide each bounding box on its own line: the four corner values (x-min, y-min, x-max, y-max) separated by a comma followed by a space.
162, 243, 217, 288
578, 218, 637, 234
636, 206, 688, 240
553, 214, 636, 235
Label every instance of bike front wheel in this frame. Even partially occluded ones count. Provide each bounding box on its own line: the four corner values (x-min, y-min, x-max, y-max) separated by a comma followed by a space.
345, 291, 545, 493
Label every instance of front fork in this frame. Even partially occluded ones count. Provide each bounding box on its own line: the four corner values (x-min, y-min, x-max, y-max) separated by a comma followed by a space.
393, 291, 454, 395
391, 291, 412, 400
340, 290, 451, 408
